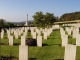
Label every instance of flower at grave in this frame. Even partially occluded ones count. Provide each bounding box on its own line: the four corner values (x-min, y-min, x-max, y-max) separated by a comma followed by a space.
26, 38, 37, 46
28, 29, 31, 32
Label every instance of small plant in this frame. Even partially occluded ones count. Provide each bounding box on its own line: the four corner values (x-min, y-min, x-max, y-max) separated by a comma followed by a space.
26, 38, 37, 46
28, 29, 31, 32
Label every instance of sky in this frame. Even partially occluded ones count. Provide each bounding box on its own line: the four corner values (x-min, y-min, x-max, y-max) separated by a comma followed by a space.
0, 0, 80, 22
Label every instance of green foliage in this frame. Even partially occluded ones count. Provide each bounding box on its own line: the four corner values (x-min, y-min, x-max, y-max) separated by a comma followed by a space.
0, 19, 5, 27
33, 11, 44, 27
59, 11, 80, 21
44, 12, 56, 27
0, 19, 15, 27
33, 11, 57, 27
4, 22, 15, 27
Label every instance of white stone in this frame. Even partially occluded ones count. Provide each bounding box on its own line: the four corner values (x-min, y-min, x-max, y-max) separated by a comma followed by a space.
72, 30, 76, 38
64, 44, 76, 60
19, 45, 28, 60
54, 25, 60, 29
65, 27, 72, 35
15, 33, 18, 39
62, 35, 68, 46
43, 32, 47, 40
37, 30, 41, 36
47, 30, 50, 36
32, 32, 36, 39
23, 32, 27, 37
9, 36, 13, 46
37, 36, 42, 47
7, 32, 10, 39
21, 36, 26, 45
11, 29, 14, 34
76, 34, 80, 46
1, 32, 4, 39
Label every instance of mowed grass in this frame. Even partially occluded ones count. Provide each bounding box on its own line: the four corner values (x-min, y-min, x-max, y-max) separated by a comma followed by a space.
29, 30, 64, 60
1, 30, 80, 60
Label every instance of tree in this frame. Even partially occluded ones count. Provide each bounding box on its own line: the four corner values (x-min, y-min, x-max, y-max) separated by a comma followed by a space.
32, 11, 44, 27
0, 19, 5, 27
5, 22, 15, 27
44, 12, 56, 27
59, 11, 80, 21
33, 11, 57, 27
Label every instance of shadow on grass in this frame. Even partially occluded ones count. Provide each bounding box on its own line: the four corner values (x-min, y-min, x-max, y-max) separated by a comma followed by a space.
42, 43, 61, 46
73, 44, 76, 45
3, 36, 8, 39
18, 37, 21, 39
42, 43, 49, 46
1, 56, 18, 60
68, 36, 72, 38
29, 58, 36, 60
69, 43, 76, 45
50, 44, 61, 46
48, 38, 61, 40
52, 59, 64, 60
1, 43, 8, 45
14, 43, 20, 46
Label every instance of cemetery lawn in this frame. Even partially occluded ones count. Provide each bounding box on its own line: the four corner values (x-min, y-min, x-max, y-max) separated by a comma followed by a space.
1, 30, 80, 60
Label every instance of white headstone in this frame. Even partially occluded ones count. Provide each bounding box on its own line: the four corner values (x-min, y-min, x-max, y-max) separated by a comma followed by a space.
37, 30, 41, 36
62, 35, 68, 46
64, 44, 76, 60
32, 32, 36, 39
43, 32, 47, 40
21, 36, 26, 45
37, 36, 42, 47
19, 45, 28, 60
14, 32, 18, 39
9, 36, 13, 46
76, 34, 80, 46
1, 32, 4, 39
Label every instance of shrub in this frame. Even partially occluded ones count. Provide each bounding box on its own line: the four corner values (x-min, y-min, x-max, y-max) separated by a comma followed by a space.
28, 29, 31, 32
26, 38, 37, 46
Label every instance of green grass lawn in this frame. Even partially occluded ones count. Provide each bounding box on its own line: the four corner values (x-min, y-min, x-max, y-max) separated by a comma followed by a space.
1, 30, 80, 60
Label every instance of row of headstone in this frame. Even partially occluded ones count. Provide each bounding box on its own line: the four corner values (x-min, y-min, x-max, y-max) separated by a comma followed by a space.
19, 25, 32, 60
1, 25, 58, 40
1, 25, 59, 47
60, 25, 77, 60
18, 26, 77, 60
65, 27, 72, 35
5, 27, 28, 39
60, 27, 68, 46
19, 44, 76, 60
63, 23, 80, 27
60, 25, 80, 46
19, 25, 60, 60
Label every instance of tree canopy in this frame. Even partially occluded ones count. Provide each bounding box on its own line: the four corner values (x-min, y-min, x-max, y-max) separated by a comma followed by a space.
59, 11, 80, 21
0, 19, 5, 27
0, 19, 15, 27
32, 11, 57, 27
